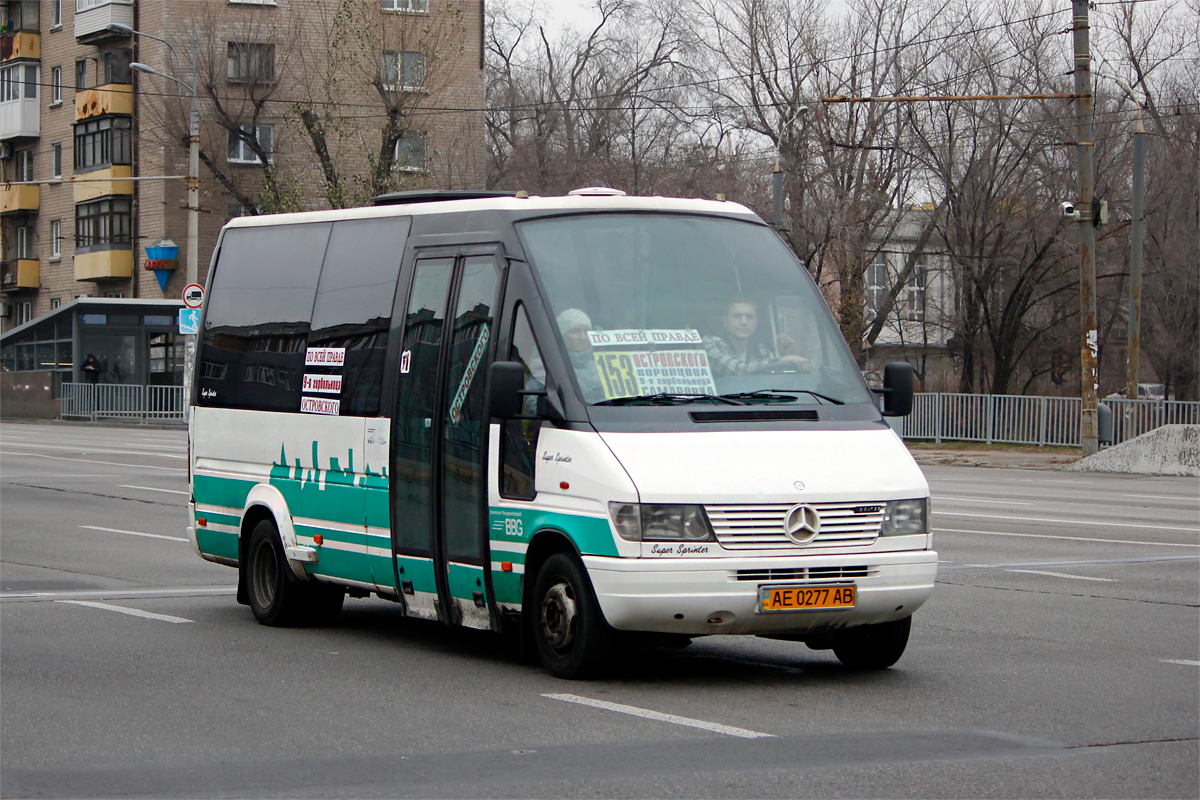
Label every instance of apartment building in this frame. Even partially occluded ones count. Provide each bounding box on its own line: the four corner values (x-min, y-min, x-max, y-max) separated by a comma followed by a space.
0, 0, 485, 392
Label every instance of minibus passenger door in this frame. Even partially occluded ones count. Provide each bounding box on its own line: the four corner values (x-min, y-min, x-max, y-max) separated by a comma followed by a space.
391, 251, 502, 629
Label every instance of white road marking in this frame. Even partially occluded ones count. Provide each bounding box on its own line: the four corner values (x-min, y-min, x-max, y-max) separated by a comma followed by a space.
935, 528, 1200, 548
544, 693, 774, 739
939, 511, 1200, 533
118, 484, 189, 496
80, 525, 186, 542
55, 600, 192, 624
935, 497, 1034, 505
1160, 659, 1200, 667
1126, 494, 1200, 502
1004, 569, 1115, 582
0, 451, 187, 472
1, 587, 236, 602
0, 443, 186, 459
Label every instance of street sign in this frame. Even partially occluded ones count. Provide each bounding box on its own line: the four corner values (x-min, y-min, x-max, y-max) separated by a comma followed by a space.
179, 308, 200, 335
183, 283, 204, 309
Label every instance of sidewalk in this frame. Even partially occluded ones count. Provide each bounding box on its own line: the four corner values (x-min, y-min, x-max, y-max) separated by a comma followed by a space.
905, 441, 1080, 470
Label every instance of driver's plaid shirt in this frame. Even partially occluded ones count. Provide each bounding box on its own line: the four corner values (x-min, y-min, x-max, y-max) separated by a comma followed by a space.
702, 336, 777, 378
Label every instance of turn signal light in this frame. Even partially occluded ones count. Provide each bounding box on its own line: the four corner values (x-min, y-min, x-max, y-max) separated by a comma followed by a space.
313, 534, 324, 545
501, 561, 513, 572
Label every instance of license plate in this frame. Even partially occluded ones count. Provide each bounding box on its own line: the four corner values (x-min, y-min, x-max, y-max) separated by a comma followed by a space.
759, 583, 855, 612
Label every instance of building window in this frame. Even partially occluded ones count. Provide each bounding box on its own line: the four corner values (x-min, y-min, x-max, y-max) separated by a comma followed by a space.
51, 220, 62, 258
382, 0, 429, 11
104, 291, 125, 298
51, 66, 62, 104
15, 149, 33, 181
901, 264, 927, 322
382, 51, 426, 91
3, 1, 38, 30
227, 43, 275, 82
866, 256, 887, 319
0, 64, 38, 102
74, 117, 133, 171
52, 0, 62, 28
394, 131, 427, 172
227, 124, 273, 165
15, 225, 34, 259
52, 297, 62, 310
52, 143, 62, 179
76, 60, 89, 91
16, 301, 32, 327
75, 198, 132, 251
102, 51, 132, 85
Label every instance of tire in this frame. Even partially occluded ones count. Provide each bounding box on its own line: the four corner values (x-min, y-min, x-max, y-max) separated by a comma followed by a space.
246, 518, 309, 627
531, 553, 612, 679
832, 616, 912, 670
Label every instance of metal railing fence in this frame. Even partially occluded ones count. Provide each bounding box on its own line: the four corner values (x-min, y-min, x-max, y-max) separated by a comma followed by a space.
60, 383, 186, 422
900, 393, 1200, 447
55, 383, 1198, 442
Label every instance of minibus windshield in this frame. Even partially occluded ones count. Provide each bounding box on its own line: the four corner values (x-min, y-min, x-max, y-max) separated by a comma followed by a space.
518, 213, 873, 407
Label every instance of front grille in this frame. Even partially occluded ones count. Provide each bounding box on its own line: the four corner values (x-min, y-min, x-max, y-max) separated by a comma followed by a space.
735, 565, 877, 582
706, 502, 884, 550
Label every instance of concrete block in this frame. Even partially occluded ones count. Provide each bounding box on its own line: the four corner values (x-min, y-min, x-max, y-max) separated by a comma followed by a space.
1065, 424, 1200, 477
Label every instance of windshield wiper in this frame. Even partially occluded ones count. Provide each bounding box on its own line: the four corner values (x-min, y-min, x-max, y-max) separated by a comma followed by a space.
720, 389, 845, 405
594, 393, 746, 406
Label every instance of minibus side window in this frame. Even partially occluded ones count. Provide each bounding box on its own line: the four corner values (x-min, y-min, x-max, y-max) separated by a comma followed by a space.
500, 305, 543, 501
308, 217, 410, 416
198, 223, 331, 412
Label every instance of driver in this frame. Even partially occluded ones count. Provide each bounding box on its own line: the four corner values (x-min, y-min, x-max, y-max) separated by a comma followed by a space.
702, 296, 808, 378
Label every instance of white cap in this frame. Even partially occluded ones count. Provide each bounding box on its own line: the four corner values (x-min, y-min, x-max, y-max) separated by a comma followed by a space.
557, 308, 592, 334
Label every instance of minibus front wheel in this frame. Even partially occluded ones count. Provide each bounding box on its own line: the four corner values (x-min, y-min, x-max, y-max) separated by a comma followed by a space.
246, 518, 344, 626
831, 616, 911, 670
531, 553, 612, 679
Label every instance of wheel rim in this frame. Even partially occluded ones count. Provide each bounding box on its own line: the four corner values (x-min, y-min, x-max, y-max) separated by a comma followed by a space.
251, 539, 277, 608
540, 580, 577, 654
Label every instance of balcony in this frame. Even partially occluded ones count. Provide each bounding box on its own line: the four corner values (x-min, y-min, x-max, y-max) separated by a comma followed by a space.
76, 83, 133, 121
75, 247, 132, 281
73, 165, 133, 203
0, 32, 40, 63
74, 0, 134, 43
0, 258, 38, 291
0, 183, 39, 214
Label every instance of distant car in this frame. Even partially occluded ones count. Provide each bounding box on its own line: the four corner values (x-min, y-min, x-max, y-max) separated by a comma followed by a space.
1106, 383, 1168, 400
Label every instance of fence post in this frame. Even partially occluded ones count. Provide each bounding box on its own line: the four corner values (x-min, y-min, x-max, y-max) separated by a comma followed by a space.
935, 394, 943, 444
1038, 396, 1047, 446
986, 395, 995, 445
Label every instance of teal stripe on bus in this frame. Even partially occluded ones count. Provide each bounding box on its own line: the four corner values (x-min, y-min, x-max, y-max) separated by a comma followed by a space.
491, 571, 522, 605
193, 474, 255, 510
396, 556, 438, 594
488, 507, 618, 557
304, 546, 374, 587
196, 528, 238, 560
447, 563, 485, 603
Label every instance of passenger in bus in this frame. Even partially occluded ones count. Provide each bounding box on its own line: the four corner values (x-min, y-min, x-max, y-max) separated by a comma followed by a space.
557, 308, 606, 402
703, 296, 809, 378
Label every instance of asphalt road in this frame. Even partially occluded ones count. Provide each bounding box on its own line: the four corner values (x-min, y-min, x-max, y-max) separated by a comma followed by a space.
1, 421, 1197, 799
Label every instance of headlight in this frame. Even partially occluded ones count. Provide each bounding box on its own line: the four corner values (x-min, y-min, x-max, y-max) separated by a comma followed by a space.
879, 498, 929, 536
608, 503, 715, 542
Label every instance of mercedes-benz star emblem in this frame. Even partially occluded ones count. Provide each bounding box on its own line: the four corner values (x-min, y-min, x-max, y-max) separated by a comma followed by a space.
783, 504, 821, 544
793, 481, 806, 491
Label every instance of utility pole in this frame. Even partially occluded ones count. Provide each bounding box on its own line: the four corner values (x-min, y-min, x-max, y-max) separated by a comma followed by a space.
1126, 99, 1146, 399
1073, 0, 1099, 455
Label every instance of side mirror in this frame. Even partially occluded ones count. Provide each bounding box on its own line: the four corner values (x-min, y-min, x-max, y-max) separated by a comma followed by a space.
880, 361, 914, 417
488, 361, 530, 419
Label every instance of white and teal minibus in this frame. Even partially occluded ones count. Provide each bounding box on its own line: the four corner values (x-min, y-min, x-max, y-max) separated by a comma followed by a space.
188, 189, 936, 678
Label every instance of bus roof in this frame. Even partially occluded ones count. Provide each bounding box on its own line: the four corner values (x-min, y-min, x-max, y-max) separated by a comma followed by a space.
221, 192, 761, 231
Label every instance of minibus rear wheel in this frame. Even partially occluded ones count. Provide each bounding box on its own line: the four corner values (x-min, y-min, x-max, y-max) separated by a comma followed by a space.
832, 616, 911, 670
246, 518, 310, 626
532, 553, 612, 679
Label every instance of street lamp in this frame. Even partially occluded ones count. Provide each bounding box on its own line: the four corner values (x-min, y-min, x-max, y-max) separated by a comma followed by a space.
113, 22, 201, 410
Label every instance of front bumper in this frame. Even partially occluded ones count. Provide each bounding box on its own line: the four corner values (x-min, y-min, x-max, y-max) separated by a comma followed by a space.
584, 549, 937, 636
